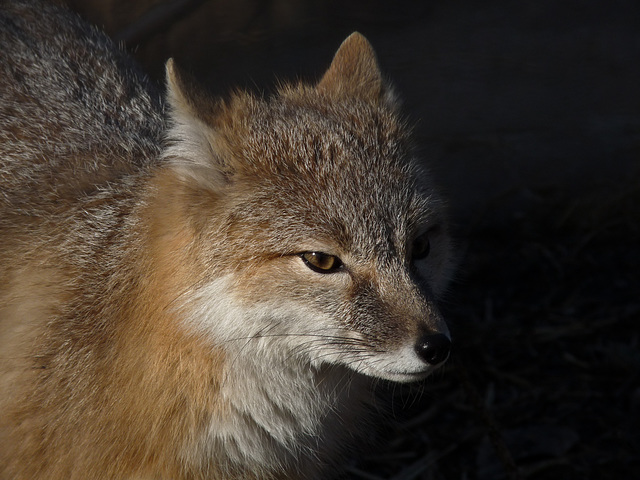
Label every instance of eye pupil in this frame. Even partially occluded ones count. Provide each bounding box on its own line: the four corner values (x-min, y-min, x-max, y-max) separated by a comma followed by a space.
301, 252, 342, 273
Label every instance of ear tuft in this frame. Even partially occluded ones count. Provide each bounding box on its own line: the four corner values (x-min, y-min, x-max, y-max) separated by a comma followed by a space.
165, 58, 182, 109
317, 32, 384, 101
166, 58, 219, 123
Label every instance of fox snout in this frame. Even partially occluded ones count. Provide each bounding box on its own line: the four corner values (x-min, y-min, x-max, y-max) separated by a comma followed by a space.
340, 259, 453, 381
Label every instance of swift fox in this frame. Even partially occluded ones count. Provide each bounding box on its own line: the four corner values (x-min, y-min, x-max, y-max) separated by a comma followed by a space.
0, 0, 455, 478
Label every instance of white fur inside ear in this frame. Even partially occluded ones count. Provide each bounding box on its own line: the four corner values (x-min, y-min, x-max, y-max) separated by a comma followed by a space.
163, 59, 227, 191
163, 111, 226, 191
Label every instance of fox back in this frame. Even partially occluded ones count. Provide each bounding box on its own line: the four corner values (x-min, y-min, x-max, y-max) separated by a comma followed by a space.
0, 1, 455, 479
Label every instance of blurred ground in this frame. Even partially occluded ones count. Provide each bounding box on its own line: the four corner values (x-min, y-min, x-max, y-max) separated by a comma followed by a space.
62, 0, 640, 478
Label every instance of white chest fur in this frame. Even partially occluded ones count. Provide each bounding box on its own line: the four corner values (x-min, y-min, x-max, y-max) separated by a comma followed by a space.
183, 277, 372, 476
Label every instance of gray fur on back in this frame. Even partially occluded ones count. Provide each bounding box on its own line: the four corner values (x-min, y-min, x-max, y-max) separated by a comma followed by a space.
0, 0, 165, 202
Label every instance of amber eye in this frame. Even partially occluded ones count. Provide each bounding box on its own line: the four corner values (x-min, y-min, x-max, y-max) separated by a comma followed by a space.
412, 233, 431, 260
300, 252, 343, 273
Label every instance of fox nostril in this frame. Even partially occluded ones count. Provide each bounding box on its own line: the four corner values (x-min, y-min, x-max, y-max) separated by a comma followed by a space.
415, 333, 451, 365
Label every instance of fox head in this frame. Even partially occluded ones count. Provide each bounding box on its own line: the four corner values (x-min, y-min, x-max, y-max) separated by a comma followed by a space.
157, 33, 454, 383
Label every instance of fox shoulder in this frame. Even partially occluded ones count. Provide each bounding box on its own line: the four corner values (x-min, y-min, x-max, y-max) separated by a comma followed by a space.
0, 0, 164, 202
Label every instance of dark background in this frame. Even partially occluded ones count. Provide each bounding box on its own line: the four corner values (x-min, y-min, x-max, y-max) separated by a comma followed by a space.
62, 0, 640, 478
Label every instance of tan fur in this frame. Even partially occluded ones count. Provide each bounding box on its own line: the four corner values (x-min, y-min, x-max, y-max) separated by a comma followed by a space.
317, 30, 384, 100
1, 2, 454, 478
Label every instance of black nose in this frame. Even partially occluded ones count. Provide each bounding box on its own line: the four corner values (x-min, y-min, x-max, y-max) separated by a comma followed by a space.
415, 333, 451, 365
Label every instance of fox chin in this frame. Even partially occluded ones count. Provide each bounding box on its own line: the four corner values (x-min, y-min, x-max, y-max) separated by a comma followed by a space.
0, 1, 456, 478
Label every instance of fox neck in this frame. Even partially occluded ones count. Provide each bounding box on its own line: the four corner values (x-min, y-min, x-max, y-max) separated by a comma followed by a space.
182, 277, 371, 475
204, 353, 368, 475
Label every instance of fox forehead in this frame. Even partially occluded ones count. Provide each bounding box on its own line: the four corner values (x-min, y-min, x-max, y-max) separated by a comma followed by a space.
225, 88, 411, 178
214, 93, 440, 256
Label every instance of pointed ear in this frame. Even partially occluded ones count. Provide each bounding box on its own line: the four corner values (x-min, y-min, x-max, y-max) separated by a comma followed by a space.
317, 32, 388, 102
164, 59, 227, 191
